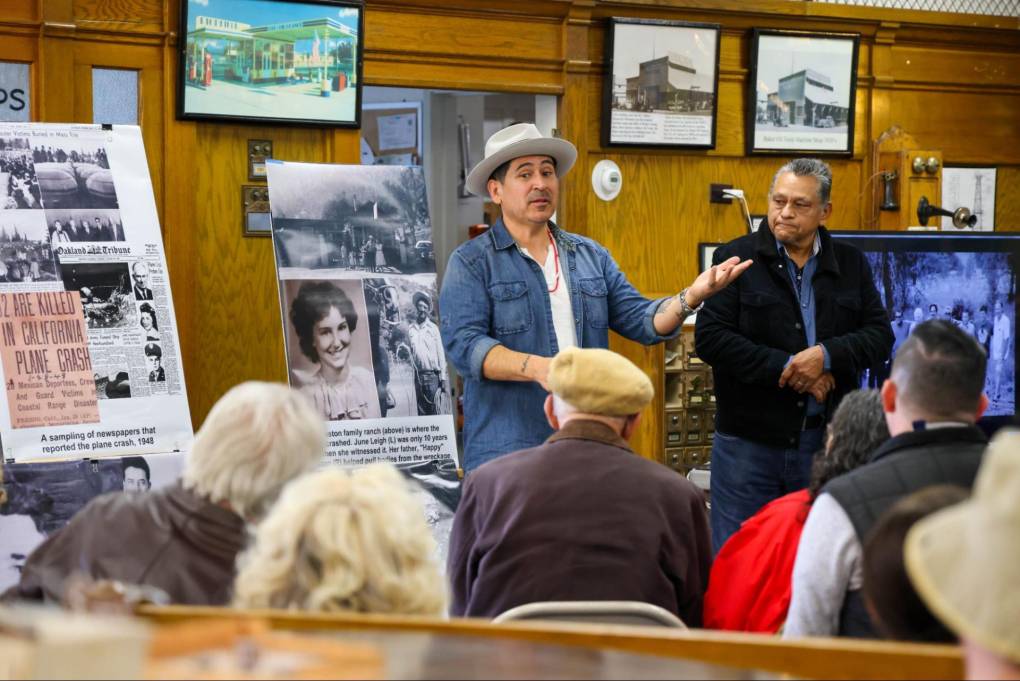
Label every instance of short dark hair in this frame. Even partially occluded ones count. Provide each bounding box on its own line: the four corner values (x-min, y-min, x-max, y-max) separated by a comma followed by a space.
290, 281, 359, 363
891, 320, 987, 418
928, 303, 938, 312
863, 484, 968, 643
488, 156, 558, 186
809, 389, 889, 500
121, 456, 151, 481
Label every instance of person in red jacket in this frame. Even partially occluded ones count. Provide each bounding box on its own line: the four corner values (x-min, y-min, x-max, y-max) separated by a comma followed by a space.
703, 388, 889, 632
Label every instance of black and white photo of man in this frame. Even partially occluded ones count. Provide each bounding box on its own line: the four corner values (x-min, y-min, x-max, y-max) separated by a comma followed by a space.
145, 342, 165, 382
408, 290, 447, 416
121, 457, 151, 493
132, 260, 153, 300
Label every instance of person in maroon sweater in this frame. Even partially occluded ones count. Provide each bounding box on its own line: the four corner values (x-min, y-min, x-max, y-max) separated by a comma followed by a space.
447, 346, 711, 625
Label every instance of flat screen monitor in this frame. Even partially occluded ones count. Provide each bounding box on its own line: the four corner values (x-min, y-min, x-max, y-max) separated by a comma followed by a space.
831, 231, 1018, 429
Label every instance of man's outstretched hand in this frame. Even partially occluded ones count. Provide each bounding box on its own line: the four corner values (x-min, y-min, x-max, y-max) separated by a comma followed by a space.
686, 256, 753, 308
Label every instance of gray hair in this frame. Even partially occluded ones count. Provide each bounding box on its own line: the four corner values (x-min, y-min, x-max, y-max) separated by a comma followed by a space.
182, 381, 325, 517
809, 389, 889, 500
770, 158, 833, 205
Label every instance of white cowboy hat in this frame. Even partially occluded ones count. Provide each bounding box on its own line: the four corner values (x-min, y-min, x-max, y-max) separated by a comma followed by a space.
465, 123, 577, 198
905, 428, 1020, 663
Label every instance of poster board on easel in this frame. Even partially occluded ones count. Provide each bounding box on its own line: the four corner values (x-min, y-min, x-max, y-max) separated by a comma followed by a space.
360, 102, 422, 166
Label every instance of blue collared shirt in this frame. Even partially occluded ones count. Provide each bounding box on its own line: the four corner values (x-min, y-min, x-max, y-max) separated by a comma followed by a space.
777, 235, 831, 416
440, 218, 677, 471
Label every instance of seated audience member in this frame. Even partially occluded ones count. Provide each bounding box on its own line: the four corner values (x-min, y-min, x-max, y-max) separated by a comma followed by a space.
447, 346, 711, 624
3, 382, 325, 605
905, 430, 1020, 681
785, 320, 988, 639
862, 484, 968, 642
704, 389, 889, 632
234, 464, 445, 615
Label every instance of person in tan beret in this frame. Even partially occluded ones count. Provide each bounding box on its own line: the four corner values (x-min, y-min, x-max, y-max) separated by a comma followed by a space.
447, 346, 712, 624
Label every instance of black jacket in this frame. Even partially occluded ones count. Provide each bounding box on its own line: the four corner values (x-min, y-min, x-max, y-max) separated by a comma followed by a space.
695, 226, 893, 447
822, 425, 987, 638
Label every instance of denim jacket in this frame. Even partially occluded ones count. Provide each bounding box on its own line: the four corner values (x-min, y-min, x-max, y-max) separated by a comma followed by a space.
440, 218, 676, 471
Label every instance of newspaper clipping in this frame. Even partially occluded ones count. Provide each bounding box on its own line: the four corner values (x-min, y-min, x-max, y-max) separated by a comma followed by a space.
267, 161, 459, 559
0, 123, 193, 461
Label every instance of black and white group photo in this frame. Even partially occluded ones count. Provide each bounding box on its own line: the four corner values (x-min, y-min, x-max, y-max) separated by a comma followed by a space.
0, 209, 60, 282
44, 208, 126, 243
0, 137, 42, 210
864, 249, 1015, 415
269, 163, 435, 275
282, 278, 381, 422
61, 262, 134, 329
30, 138, 119, 210
363, 275, 451, 418
0, 453, 182, 591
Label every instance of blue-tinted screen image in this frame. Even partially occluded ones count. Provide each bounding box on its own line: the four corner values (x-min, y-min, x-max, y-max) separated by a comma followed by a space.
832, 232, 1017, 419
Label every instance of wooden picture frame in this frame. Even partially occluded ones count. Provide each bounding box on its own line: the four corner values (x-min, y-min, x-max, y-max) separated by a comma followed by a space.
602, 17, 721, 149
746, 29, 859, 156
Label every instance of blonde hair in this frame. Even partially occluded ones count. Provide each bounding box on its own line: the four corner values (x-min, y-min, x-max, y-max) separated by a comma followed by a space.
233, 463, 447, 615
182, 381, 325, 517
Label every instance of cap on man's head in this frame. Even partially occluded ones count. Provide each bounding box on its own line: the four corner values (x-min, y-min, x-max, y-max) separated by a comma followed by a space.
412, 291, 432, 309
547, 347, 653, 416
464, 123, 577, 198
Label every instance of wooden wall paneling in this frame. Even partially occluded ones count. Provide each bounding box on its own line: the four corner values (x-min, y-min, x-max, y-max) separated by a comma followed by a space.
0, 0, 38, 23
887, 89, 1020, 165
72, 0, 163, 32
609, 332, 664, 463
363, 5, 565, 94
38, 26, 76, 124
71, 40, 166, 213
186, 125, 328, 424
995, 166, 1020, 229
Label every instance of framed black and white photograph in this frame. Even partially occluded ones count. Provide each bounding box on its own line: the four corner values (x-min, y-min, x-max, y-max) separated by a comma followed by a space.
362, 276, 451, 419
602, 17, 720, 149
941, 167, 997, 232
747, 29, 859, 155
268, 163, 435, 275
281, 277, 380, 421
699, 242, 722, 273
177, 0, 364, 128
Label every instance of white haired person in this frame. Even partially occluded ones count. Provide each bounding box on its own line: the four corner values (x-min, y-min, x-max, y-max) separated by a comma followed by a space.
234, 463, 446, 615
2, 382, 325, 606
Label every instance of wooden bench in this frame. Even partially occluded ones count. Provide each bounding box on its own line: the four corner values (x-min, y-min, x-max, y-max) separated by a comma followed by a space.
138, 605, 964, 680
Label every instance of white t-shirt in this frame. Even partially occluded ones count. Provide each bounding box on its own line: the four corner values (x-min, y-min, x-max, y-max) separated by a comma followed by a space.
522, 238, 577, 351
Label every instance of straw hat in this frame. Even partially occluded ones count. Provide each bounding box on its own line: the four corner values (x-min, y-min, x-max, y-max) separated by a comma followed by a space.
905, 428, 1020, 662
464, 123, 577, 198
547, 347, 653, 416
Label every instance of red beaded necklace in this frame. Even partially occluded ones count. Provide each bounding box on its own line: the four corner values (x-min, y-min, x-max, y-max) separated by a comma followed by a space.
546, 230, 561, 293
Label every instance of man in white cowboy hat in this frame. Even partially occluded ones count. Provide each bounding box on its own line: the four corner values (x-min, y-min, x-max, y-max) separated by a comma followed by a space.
407, 289, 446, 415
439, 122, 751, 472
905, 429, 1020, 680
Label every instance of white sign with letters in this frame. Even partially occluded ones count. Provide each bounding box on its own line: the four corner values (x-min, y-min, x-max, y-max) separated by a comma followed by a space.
0, 62, 29, 122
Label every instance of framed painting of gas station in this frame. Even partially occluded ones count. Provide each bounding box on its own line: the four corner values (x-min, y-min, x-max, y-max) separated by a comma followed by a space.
177, 0, 364, 127
746, 29, 859, 155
